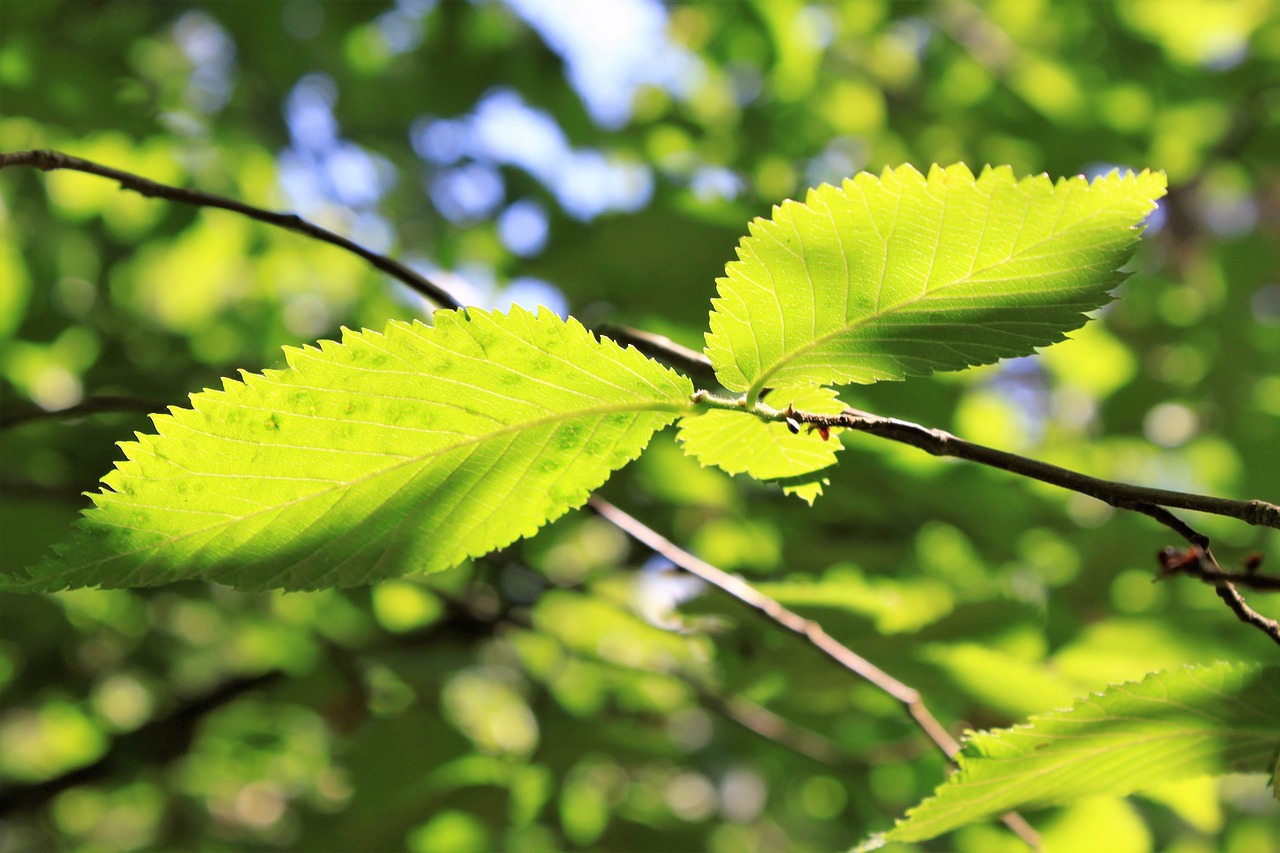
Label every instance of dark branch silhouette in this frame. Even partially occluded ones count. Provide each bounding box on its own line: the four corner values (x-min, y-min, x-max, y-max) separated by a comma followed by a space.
0, 672, 283, 818
0, 149, 462, 310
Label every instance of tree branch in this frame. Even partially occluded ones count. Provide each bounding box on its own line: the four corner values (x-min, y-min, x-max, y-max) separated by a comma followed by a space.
684, 399, 1280, 644
0, 671, 283, 817
5, 147, 1270, 649
0, 149, 461, 310
597, 324, 720, 387
786, 404, 1280, 534
588, 496, 1041, 849
1157, 545, 1280, 644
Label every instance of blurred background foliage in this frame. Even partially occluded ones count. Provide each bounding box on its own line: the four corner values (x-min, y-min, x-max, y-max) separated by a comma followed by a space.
1, 1, 1279, 850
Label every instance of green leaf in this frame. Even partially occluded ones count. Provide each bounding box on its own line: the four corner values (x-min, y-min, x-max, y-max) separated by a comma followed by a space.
2, 308, 693, 592
676, 385, 844, 502
866, 661, 1280, 846
705, 164, 1166, 398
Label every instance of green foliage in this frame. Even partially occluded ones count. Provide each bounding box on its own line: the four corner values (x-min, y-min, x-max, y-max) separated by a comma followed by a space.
4, 2, 1280, 851
1, 308, 691, 591
1, 165, 1167, 590
705, 165, 1166, 398
867, 662, 1280, 846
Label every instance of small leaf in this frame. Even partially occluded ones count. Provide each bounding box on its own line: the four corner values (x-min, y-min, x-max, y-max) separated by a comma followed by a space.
706, 164, 1166, 398
677, 385, 844, 501
868, 661, 1280, 845
2, 308, 693, 592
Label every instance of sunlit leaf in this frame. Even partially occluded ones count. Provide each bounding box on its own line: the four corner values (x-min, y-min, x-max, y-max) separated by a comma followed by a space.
705, 164, 1166, 398
863, 661, 1280, 846
676, 385, 844, 502
2, 308, 692, 592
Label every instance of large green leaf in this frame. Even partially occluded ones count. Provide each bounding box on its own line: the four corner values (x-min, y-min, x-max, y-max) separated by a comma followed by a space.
705, 164, 1166, 398
863, 661, 1280, 847
2, 308, 693, 592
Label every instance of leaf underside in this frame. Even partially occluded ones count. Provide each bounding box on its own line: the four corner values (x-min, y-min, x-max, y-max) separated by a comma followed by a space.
705, 163, 1167, 397
3, 308, 693, 592
868, 662, 1280, 845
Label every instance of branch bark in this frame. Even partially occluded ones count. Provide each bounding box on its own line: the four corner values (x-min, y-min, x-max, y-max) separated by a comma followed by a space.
588, 496, 1041, 849
0, 149, 461, 310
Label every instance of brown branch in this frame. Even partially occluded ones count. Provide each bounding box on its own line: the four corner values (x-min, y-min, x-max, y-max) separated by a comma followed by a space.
1157, 546, 1280, 645
0, 149, 462, 310
588, 496, 1041, 850
752, 405, 1280, 643
588, 498, 952, 742
712, 693, 847, 766
1213, 585, 1280, 645
800, 406, 1280, 533
597, 324, 720, 386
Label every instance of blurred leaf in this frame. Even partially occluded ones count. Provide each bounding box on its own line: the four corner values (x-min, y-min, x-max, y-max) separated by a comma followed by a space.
920, 643, 1078, 719
753, 564, 955, 635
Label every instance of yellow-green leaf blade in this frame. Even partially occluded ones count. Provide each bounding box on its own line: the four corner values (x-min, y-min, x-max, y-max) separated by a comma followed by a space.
867, 661, 1280, 846
677, 385, 844, 502
706, 164, 1167, 396
2, 308, 693, 592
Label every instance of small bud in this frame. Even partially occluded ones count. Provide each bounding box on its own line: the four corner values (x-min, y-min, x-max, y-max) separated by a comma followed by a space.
785, 417, 800, 434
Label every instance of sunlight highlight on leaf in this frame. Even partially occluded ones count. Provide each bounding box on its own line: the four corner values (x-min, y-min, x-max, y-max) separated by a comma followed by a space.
2, 308, 693, 591
865, 661, 1280, 846
705, 164, 1166, 398
676, 385, 844, 503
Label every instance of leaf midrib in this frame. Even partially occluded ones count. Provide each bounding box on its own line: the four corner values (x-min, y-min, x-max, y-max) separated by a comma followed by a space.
22, 396, 693, 587
744, 195, 1132, 399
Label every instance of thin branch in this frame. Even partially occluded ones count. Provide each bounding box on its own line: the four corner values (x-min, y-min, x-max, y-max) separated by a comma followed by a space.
1157, 546, 1280, 645
588, 497, 953, 745
1213, 584, 1280, 645
588, 496, 1041, 850
0, 671, 283, 817
718, 401, 1280, 642
597, 324, 720, 386
697, 389, 1280, 535
0, 149, 462, 310
712, 693, 847, 766
811, 406, 1280, 532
